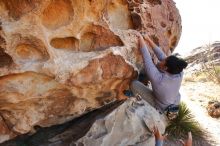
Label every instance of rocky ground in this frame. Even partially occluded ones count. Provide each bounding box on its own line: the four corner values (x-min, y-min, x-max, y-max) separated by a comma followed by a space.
179, 81, 219, 146
181, 80, 220, 146
174, 42, 220, 146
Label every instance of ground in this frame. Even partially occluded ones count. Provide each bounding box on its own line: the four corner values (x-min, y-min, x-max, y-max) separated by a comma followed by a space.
180, 80, 220, 146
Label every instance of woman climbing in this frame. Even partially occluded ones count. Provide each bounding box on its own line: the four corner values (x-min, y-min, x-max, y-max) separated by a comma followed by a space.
131, 32, 188, 119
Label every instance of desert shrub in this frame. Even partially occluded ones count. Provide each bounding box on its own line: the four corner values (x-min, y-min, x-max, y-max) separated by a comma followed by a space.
165, 102, 204, 139
202, 64, 220, 83
200, 44, 220, 83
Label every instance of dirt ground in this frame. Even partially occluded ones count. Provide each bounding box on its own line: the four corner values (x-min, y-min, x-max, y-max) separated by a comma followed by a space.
179, 80, 220, 146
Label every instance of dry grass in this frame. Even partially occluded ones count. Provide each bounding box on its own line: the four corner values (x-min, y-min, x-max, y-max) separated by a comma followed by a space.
184, 65, 220, 84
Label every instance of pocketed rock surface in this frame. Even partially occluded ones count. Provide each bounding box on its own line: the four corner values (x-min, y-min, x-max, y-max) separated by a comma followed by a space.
0, 0, 181, 142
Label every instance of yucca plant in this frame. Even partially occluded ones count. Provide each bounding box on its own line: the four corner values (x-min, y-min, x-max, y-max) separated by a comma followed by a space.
165, 102, 204, 139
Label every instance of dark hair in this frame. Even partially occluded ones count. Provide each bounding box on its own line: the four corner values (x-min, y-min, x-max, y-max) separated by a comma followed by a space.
165, 55, 188, 74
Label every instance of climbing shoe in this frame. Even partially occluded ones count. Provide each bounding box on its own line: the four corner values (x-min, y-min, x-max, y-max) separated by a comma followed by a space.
123, 90, 134, 97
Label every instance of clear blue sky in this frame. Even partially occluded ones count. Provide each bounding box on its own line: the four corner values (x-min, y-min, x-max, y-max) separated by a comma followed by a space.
173, 0, 220, 55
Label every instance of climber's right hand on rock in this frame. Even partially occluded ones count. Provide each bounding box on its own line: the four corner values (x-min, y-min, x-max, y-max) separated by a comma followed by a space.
134, 31, 148, 50
140, 31, 151, 42
134, 31, 142, 38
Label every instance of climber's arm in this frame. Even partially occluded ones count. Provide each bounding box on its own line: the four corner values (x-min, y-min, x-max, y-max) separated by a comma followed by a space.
138, 34, 162, 83
142, 33, 167, 61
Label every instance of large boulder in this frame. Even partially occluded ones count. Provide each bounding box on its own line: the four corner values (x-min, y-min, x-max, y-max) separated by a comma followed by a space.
0, 0, 181, 142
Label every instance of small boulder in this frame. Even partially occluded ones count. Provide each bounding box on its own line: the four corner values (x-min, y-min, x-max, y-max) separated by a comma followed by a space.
207, 100, 220, 118
73, 97, 167, 146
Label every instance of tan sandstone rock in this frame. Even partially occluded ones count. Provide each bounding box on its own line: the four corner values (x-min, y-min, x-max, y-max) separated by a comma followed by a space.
0, 0, 181, 142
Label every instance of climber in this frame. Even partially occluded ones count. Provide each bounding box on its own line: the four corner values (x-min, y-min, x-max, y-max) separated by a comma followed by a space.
130, 32, 188, 119
152, 125, 192, 146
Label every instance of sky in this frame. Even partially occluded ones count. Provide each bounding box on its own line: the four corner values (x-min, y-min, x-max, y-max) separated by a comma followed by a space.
173, 0, 220, 55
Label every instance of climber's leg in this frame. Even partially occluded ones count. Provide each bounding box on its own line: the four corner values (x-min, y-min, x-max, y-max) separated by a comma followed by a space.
130, 80, 155, 107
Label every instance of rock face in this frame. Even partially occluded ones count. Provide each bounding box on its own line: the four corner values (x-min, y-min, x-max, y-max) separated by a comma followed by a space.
207, 100, 220, 118
0, 0, 181, 142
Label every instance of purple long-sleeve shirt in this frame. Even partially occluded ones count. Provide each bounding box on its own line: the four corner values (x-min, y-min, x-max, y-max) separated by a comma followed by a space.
140, 45, 183, 111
